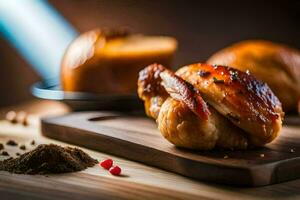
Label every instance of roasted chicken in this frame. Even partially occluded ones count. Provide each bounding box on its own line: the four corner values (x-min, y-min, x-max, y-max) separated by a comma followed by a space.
138, 63, 284, 150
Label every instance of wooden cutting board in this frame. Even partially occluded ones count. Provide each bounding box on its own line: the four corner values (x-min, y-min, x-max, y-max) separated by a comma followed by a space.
41, 111, 300, 187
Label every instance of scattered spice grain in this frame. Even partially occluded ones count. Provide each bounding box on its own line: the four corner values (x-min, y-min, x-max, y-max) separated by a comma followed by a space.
1, 151, 9, 156
6, 140, 18, 146
19, 145, 26, 151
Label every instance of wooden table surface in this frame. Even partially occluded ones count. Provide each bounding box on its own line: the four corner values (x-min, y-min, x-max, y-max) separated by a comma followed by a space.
1, 100, 300, 200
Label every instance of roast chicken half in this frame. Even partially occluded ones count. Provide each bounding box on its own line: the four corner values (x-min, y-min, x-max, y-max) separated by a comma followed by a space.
137, 63, 284, 150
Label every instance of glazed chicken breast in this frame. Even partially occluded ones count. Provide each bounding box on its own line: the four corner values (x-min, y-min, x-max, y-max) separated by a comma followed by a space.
176, 63, 284, 146
138, 63, 284, 150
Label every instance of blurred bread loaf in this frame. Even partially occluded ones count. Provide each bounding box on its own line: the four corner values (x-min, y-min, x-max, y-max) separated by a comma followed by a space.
207, 40, 300, 112
61, 29, 177, 94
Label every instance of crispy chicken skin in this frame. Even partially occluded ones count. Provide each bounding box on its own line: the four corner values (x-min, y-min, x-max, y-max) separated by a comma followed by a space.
138, 63, 283, 150
157, 98, 218, 150
138, 64, 249, 149
158, 98, 248, 149
138, 64, 168, 118
176, 63, 284, 146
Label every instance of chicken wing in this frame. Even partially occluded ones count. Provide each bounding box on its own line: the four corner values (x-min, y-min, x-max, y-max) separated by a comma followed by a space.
138, 64, 249, 150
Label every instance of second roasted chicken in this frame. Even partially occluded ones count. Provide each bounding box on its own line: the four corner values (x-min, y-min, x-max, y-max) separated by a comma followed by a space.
138, 63, 284, 150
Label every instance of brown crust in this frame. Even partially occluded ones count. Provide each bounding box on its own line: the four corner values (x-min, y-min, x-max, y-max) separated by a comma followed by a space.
137, 64, 167, 100
160, 70, 210, 120
208, 40, 300, 83
98, 28, 129, 40
61, 30, 176, 94
137, 63, 284, 147
181, 63, 283, 121
138, 64, 210, 120
176, 63, 284, 145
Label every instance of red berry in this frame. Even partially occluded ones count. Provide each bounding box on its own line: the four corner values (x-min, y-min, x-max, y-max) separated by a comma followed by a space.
100, 159, 113, 170
109, 166, 121, 176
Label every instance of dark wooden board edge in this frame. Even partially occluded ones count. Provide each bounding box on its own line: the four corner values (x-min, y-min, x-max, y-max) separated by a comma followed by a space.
41, 120, 255, 186
41, 114, 300, 187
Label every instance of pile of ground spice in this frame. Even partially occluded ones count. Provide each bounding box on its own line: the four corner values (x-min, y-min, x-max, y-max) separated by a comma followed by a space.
0, 144, 97, 174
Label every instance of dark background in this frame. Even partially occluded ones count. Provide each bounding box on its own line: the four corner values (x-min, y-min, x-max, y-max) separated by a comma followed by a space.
0, 0, 299, 107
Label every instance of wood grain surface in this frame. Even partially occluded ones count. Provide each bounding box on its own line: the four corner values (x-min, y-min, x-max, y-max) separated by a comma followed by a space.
41, 111, 300, 187
1, 100, 300, 199
0, 118, 300, 200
